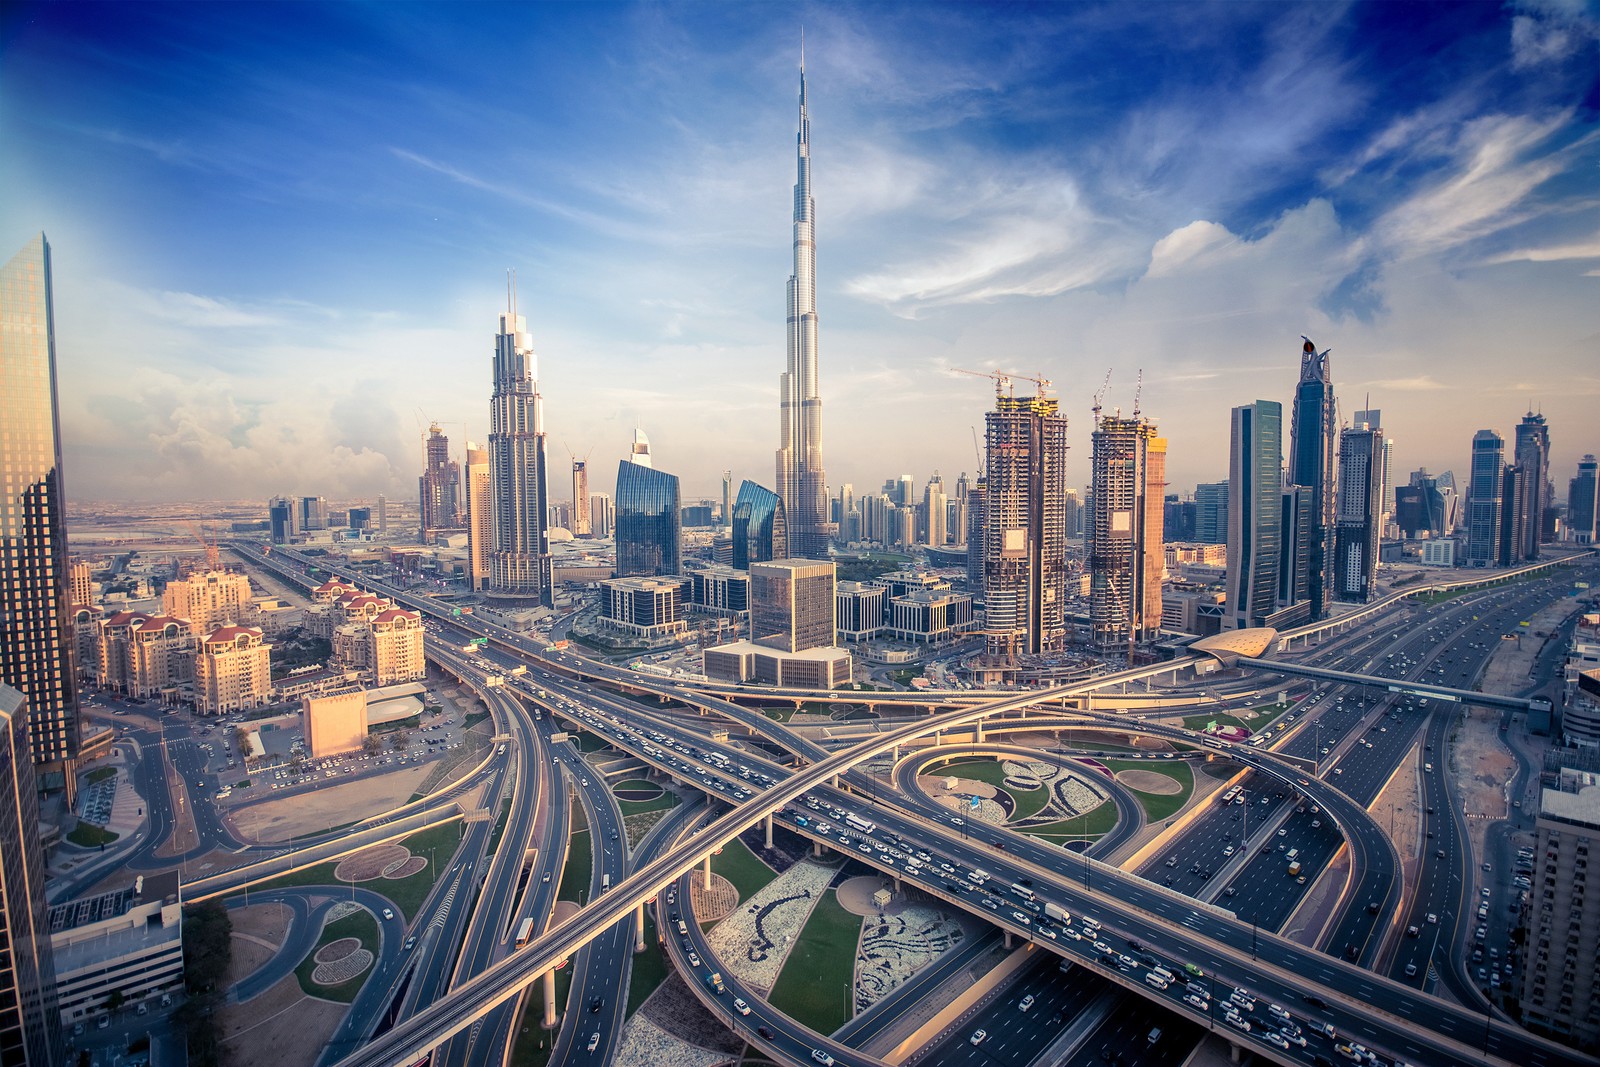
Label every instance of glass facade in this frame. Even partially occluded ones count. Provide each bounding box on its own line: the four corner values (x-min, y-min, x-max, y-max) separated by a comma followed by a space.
487, 308, 553, 604
0, 234, 80, 788
615, 461, 682, 577
1289, 338, 1336, 619
732, 480, 787, 569
1225, 400, 1282, 629
750, 560, 835, 652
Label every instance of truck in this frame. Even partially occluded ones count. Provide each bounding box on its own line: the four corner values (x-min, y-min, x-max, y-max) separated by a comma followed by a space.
1287, 861, 1302, 877
970, 868, 991, 884
1044, 902, 1072, 924
509, 665, 527, 676
705, 972, 726, 995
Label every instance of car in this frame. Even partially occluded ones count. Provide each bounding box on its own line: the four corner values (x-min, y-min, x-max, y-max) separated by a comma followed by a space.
811, 1051, 835, 1066
97, 1016, 110, 1030
970, 1030, 988, 1045
405, 935, 417, 950
757, 1026, 774, 1039
1277, 828, 1287, 837
542, 872, 551, 883
382, 908, 394, 920
1018, 994, 1036, 1012
688, 951, 701, 966
587, 1033, 601, 1052
733, 997, 751, 1015
1405, 962, 1418, 977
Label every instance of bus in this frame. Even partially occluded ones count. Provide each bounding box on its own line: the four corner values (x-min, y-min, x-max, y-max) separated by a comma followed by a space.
1203, 736, 1231, 750
844, 814, 877, 835
1009, 882, 1036, 902
516, 917, 536, 948
601, 874, 611, 893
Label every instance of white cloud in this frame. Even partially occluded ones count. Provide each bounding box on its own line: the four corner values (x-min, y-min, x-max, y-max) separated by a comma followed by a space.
1145, 221, 1238, 279
1482, 235, 1600, 264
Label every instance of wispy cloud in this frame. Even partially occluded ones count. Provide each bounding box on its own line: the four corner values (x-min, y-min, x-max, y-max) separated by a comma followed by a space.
1482, 235, 1600, 264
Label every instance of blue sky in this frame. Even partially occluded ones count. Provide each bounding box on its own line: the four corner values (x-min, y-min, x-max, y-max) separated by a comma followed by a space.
3, 1, 1597, 509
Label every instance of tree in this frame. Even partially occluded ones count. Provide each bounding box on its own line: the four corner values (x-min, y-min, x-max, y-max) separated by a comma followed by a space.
362, 733, 382, 756
389, 729, 410, 753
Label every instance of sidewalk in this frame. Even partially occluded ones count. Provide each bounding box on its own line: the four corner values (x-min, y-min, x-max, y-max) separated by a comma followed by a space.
48, 743, 150, 882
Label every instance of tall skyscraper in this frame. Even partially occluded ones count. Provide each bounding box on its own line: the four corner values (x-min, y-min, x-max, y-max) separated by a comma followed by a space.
589, 492, 614, 539
1334, 423, 1384, 602
775, 57, 834, 559
1569, 455, 1598, 545
923, 472, 947, 547
268, 495, 294, 544
1466, 429, 1505, 567
1225, 400, 1283, 630
981, 392, 1069, 659
1088, 411, 1166, 652
571, 459, 591, 537
0, 684, 63, 1067
615, 445, 682, 578
721, 471, 733, 530
377, 493, 388, 535
1354, 408, 1392, 524
965, 478, 986, 592
1, 234, 80, 796
1512, 412, 1551, 561
418, 423, 461, 542
486, 291, 553, 606
299, 495, 327, 532
629, 428, 652, 469
1278, 485, 1312, 619
1194, 481, 1229, 544
1289, 337, 1336, 618
464, 441, 491, 592
732, 480, 787, 570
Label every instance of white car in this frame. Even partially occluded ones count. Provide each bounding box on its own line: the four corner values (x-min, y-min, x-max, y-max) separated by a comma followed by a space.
970, 1029, 988, 1045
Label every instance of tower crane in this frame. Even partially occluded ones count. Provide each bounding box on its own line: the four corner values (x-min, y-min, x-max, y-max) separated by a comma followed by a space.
1132, 368, 1144, 418
951, 368, 1054, 398
1091, 368, 1113, 420
183, 520, 220, 572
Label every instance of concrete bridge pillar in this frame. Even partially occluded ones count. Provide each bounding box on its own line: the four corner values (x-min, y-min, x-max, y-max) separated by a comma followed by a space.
542, 969, 558, 1028
1228, 1041, 1243, 1063
635, 902, 647, 952
891, 744, 900, 761
1003, 930, 1013, 950
974, 721, 984, 744
703, 855, 713, 890
813, 840, 824, 858
764, 813, 774, 849
894, 876, 902, 893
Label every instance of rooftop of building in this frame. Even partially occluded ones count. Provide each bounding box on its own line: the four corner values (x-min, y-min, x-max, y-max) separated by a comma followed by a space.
706, 639, 851, 662
890, 588, 971, 605
1541, 767, 1600, 830
201, 625, 264, 645
48, 870, 180, 934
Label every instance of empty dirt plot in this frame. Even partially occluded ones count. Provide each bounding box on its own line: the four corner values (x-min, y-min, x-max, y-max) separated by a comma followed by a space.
228, 764, 432, 842
1113, 768, 1184, 794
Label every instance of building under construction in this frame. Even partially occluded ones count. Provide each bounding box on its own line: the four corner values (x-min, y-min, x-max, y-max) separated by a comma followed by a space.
974, 385, 1070, 666
1088, 409, 1166, 654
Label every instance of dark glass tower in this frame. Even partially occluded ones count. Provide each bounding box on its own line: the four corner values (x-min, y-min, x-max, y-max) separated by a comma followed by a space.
1334, 424, 1384, 602
1512, 412, 1550, 561
1466, 430, 1504, 567
1570, 455, 1598, 545
1289, 337, 1336, 619
0, 234, 80, 796
615, 459, 682, 578
1225, 400, 1282, 630
732, 480, 787, 570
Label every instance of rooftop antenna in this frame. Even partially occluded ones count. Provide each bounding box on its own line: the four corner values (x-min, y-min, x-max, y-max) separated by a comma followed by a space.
800, 25, 805, 72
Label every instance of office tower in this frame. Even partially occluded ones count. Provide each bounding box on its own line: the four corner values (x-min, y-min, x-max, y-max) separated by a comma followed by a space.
590, 492, 614, 539
569, 460, 591, 538
774, 58, 835, 558
1088, 411, 1166, 652
981, 392, 1069, 659
1225, 401, 1283, 630
1518, 765, 1600, 1049
1512, 412, 1551, 560
721, 471, 733, 530
1278, 486, 1313, 616
1, 234, 80, 796
268, 496, 294, 543
923, 472, 947, 547
1289, 337, 1336, 618
1569, 455, 1598, 544
750, 559, 836, 652
1194, 481, 1229, 544
1163, 495, 1196, 543
486, 293, 553, 606
0, 684, 63, 1067
1499, 464, 1523, 567
965, 479, 986, 591
1355, 408, 1392, 521
299, 495, 327, 532
418, 423, 461, 542
950, 473, 970, 547
163, 570, 252, 635
732, 480, 787, 570
377, 493, 388, 535
1466, 430, 1505, 566
615, 450, 682, 578
1334, 423, 1384, 602
69, 560, 92, 609
1436, 470, 1460, 532
347, 506, 371, 532
464, 441, 491, 591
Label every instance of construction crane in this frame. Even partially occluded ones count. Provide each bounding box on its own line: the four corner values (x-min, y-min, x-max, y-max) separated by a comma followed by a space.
183, 520, 220, 572
951, 368, 1053, 398
1091, 368, 1113, 420
1132, 368, 1143, 418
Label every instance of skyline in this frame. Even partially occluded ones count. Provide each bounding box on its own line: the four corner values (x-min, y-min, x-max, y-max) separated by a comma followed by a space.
3, 2, 1599, 506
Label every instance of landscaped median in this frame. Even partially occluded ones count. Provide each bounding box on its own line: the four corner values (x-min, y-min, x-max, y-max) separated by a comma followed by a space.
233, 821, 462, 921
1102, 758, 1193, 821
295, 904, 378, 1003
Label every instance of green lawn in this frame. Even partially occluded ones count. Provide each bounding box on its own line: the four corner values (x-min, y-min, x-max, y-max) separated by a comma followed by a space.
928, 758, 1048, 821
768, 888, 860, 1034
710, 838, 777, 904
509, 960, 574, 1066
68, 823, 119, 847
1103, 759, 1194, 821
294, 908, 379, 1002
762, 707, 796, 723
86, 766, 118, 784
617, 786, 680, 818
1182, 712, 1252, 733
626, 913, 668, 1016
1020, 801, 1121, 842
558, 830, 592, 904
764, 895, 857, 1036
463, 710, 491, 730
234, 821, 462, 922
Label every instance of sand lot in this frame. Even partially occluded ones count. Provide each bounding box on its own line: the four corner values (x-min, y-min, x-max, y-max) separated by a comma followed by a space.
227, 765, 433, 842
219, 901, 346, 1067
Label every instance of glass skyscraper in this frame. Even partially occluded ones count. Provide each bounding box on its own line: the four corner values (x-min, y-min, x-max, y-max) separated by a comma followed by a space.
1289, 337, 1336, 619
487, 297, 553, 606
0, 233, 80, 795
615, 459, 682, 578
981, 394, 1069, 659
1334, 424, 1385, 602
1225, 400, 1283, 630
732, 480, 787, 570
1467, 429, 1505, 567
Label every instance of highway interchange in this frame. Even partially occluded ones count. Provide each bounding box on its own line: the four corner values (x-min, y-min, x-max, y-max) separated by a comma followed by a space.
105, 542, 1594, 1067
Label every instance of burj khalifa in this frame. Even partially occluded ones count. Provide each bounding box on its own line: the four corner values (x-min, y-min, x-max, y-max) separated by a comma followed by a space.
776, 55, 835, 559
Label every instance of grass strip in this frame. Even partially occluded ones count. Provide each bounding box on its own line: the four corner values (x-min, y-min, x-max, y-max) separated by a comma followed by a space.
294, 908, 379, 1002
768, 888, 861, 1034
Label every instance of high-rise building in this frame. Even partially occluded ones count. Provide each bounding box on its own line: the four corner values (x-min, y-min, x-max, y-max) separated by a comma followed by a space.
1194, 481, 1229, 544
1, 233, 80, 795
1277, 486, 1313, 622
486, 293, 553, 606
68, 560, 93, 609
721, 471, 733, 530
1088, 411, 1166, 651
1569, 455, 1598, 545
0, 684, 63, 1067
299, 495, 327, 532
965, 478, 986, 591
347, 506, 371, 533
615, 452, 682, 578
1289, 337, 1336, 618
732, 480, 787, 570
464, 441, 491, 592
590, 492, 614, 539
1354, 408, 1392, 524
923, 472, 947, 548
1467, 430, 1505, 567
1225, 401, 1283, 630
750, 559, 836, 653
377, 493, 388, 535
629, 428, 652, 469
1517, 765, 1600, 1049
774, 58, 834, 559
1334, 423, 1384, 602
418, 423, 461, 542
192, 626, 272, 715
571, 460, 591, 537
268, 496, 294, 543
1512, 412, 1551, 561
980, 392, 1069, 659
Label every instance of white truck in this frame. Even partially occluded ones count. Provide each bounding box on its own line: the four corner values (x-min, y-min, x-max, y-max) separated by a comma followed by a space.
1044, 902, 1072, 924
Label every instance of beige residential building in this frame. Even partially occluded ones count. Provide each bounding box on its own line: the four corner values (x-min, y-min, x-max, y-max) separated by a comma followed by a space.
332, 605, 424, 686
95, 611, 194, 699
465, 441, 492, 592
310, 578, 363, 604
1520, 766, 1600, 1049
193, 626, 272, 714
303, 687, 368, 758
162, 569, 253, 636
69, 558, 94, 608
